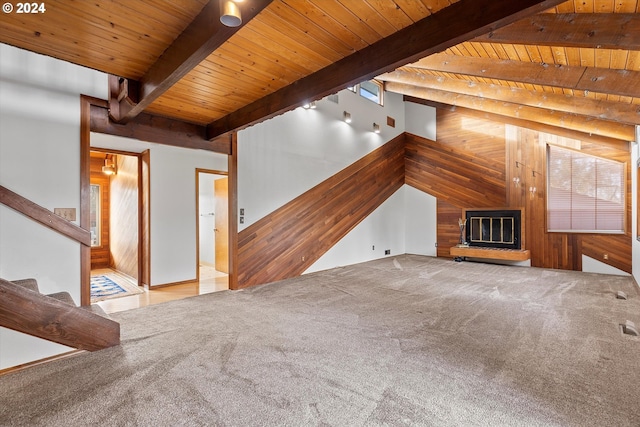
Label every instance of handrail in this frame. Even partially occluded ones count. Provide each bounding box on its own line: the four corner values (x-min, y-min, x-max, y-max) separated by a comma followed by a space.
0, 278, 120, 351
0, 185, 91, 246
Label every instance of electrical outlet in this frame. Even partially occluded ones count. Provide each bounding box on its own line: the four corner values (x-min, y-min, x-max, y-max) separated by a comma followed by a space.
385, 249, 391, 255
54, 208, 76, 221
372, 245, 375, 250
240, 208, 245, 215
239, 216, 244, 224
604, 254, 609, 260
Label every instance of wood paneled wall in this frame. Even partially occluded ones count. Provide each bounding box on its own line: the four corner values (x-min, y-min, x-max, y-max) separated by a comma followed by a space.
237, 135, 406, 288
506, 125, 631, 273
407, 103, 631, 273
109, 155, 139, 280
90, 155, 111, 269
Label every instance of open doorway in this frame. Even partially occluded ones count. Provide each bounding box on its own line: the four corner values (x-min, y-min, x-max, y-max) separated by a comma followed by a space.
197, 169, 229, 293
89, 150, 144, 303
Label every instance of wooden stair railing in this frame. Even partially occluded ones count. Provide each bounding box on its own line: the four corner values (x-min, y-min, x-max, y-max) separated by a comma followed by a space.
0, 186, 119, 351
0, 185, 90, 246
0, 278, 120, 351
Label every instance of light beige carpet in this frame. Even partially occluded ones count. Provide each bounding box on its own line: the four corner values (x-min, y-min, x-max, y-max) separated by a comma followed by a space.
1, 255, 639, 426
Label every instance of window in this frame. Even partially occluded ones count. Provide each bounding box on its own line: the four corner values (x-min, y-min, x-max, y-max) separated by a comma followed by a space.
90, 184, 100, 246
547, 145, 625, 233
358, 80, 383, 105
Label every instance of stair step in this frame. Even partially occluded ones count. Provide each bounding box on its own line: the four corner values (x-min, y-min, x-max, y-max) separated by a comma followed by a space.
46, 291, 76, 306
10, 278, 39, 293
81, 304, 110, 319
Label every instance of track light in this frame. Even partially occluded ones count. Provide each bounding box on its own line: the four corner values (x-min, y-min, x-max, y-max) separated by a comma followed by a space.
102, 158, 117, 175
343, 111, 352, 123
303, 101, 317, 109
220, 0, 242, 27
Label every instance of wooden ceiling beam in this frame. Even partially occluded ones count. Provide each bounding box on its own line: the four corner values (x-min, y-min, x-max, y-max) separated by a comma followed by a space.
385, 81, 635, 141
408, 53, 640, 99
205, 0, 567, 140
109, 0, 273, 123
380, 70, 640, 125
473, 13, 640, 49
91, 104, 231, 154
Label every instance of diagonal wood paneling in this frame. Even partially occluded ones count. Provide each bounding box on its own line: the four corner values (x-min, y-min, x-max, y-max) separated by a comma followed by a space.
237, 135, 406, 288
405, 111, 507, 209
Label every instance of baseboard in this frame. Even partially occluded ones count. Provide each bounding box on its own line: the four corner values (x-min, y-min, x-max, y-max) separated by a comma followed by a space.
0, 350, 85, 377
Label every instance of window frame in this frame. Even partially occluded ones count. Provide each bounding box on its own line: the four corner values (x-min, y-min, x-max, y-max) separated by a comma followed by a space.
546, 144, 626, 234
348, 80, 384, 106
90, 183, 101, 247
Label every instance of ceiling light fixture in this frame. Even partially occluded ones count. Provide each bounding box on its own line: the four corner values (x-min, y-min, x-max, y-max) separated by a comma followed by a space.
220, 0, 242, 28
343, 111, 352, 123
102, 158, 117, 175
303, 101, 317, 109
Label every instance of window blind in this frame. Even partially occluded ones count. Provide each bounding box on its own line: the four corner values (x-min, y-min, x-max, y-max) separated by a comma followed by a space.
547, 145, 624, 233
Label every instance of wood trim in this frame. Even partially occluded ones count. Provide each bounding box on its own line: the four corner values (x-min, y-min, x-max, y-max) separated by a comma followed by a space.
80, 95, 93, 305
0, 279, 120, 351
0, 350, 84, 377
195, 167, 229, 283
0, 186, 91, 247
237, 134, 406, 288
147, 278, 198, 290
206, 0, 567, 140
228, 133, 239, 290
140, 150, 151, 288
450, 246, 530, 261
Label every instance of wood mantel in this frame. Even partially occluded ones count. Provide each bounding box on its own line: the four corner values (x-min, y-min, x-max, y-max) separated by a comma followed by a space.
450, 246, 530, 261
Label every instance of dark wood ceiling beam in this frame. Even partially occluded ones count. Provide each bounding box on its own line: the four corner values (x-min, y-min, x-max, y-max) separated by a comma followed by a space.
91, 104, 231, 154
205, 0, 567, 140
380, 70, 640, 125
385, 81, 635, 141
473, 13, 640, 49
109, 0, 273, 123
408, 53, 640, 99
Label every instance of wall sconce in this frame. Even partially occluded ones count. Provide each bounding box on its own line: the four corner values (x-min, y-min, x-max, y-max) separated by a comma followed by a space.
102, 158, 117, 176
373, 123, 380, 133
343, 111, 352, 123
220, 0, 242, 28
303, 101, 317, 109
512, 177, 520, 188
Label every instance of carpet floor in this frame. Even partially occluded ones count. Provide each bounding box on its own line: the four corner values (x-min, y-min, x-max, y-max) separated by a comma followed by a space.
1, 255, 639, 426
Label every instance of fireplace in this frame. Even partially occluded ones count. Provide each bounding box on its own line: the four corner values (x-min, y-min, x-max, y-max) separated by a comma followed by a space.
464, 209, 522, 250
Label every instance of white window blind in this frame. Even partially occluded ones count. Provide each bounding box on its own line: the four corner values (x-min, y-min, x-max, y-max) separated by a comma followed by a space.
547, 145, 625, 233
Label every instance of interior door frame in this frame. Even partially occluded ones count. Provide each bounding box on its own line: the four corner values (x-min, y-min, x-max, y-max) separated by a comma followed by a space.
195, 168, 229, 281
80, 96, 151, 305
89, 147, 144, 281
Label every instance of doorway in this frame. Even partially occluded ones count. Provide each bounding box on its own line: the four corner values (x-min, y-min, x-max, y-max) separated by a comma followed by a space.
89, 149, 144, 303
197, 170, 229, 293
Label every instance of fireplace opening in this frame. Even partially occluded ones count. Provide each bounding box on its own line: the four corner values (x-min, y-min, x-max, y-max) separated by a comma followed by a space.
465, 209, 522, 250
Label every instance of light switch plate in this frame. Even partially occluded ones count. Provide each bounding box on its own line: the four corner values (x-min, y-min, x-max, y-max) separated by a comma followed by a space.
54, 208, 76, 221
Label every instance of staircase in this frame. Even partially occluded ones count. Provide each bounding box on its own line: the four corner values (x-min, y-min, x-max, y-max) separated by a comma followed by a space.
0, 277, 120, 351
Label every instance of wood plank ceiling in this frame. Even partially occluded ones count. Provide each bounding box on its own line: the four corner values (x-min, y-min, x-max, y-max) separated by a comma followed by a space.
0, 0, 635, 146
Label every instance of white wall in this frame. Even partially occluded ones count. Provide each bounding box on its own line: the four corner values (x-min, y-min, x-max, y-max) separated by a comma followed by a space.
405, 101, 437, 140
404, 185, 438, 256
238, 90, 406, 228
90, 133, 228, 286
0, 44, 107, 369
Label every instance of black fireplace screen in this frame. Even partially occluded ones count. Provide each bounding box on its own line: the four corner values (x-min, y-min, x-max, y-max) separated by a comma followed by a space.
465, 210, 521, 250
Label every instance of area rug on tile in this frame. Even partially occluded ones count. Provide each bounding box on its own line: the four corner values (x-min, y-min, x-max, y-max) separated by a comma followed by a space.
90, 275, 142, 302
